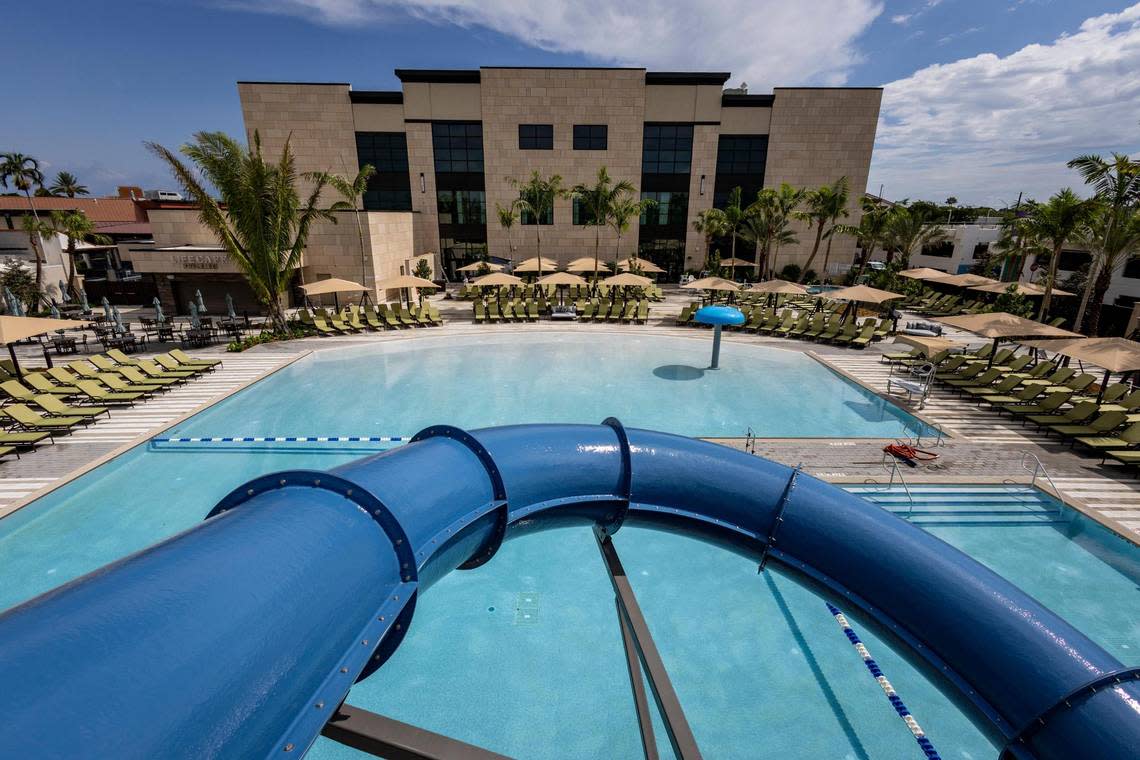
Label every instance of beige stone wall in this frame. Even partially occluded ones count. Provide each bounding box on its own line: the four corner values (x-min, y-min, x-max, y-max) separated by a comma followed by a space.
351, 102, 405, 131
720, 107, 771, 134
237, 83, 359, 197
405, 122, 441, 258
366, 211, 417, 300
402, 82, 482, 120
149, 208, 223, 247
479, 68, 647, 264
683, 125, 720, 271
764, 88, 882, 277
644, 84, 722, 122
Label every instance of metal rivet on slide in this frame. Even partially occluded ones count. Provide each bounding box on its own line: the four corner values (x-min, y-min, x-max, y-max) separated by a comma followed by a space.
361, 640, 369, 646
378, 616, 385, 622
393, 595, 400, 601
339, 667, 348, 673
283, 744, 295, 752
279, 479, 286, 486
346, 489, 353, 497
247, 489, 254, 496
315, 701, 324, 710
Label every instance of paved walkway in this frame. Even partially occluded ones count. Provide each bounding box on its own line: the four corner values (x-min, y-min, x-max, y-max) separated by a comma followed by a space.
2, 295, 1138, 539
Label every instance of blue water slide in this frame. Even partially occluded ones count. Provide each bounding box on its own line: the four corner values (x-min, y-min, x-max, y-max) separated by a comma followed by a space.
0, 422, 1137, 759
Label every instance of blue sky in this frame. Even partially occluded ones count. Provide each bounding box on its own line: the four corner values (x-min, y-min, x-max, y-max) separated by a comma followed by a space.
3, 0, 1138, 206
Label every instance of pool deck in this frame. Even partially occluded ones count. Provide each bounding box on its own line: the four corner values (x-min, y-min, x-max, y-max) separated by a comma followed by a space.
2, 292, 1138, 540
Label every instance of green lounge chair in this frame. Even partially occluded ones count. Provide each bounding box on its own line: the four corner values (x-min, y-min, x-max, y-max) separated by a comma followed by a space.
766, 311, 794, 335
800, 315, 828, 340
427, 304, 444, 325
135, 360, 195, 381
1076, 422, 1140, 457
66, 363, 162, 394
298, 310, 334, 335
1, 404, 87, 432
817, 318, 847, 342
501, 302, 516, 322
964, 375, 1022, 399
1021, 367, 1076, 388
831, 321, 860, 344
1001, 390, 1072, 418
474, 301, 487, 323
33, 395, 109, 420
1105, 448, 1140, 468
413, 305, 432, 326
785, 315, 812, 338
73, 380, 143, 406
322, 308, 355, 333
934, 358, 979, 380
605, 301, 621, 322
945, 367, 1002, 390
169, 349, 222, 370
1048, 411, 1127, 441
881, 347, 922, 364
1027, 400, 1100, 430
850, 322, 877, 349
90, 356, 182, 386
636, 301, 649, 324
24, 373, 79, 397
377, 304, 401, 329
528, 301, 540, 321
1007, 361, 1057, 383
773, 313, 801, 337
1, 380, 37, 403
364, 307, 385, 330
580, 301, 596, 322
488, 301, 502, 323
1101, 389, 1140, 414
0, 430, 52, 447
342, 306, 366, 331
152, 355, 208, 376
398, 305, 418, 327
981, 382, 1047, 407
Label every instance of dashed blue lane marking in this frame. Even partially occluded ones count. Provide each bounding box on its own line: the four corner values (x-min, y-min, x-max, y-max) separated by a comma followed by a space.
152, 435, 406, 443
826, 602, 942, 760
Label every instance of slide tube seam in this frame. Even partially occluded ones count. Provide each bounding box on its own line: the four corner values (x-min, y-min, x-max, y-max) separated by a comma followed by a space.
600, 416, 633, 535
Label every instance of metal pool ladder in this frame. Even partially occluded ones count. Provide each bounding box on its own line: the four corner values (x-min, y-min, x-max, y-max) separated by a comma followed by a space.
1015, 451, 1065, 518
866, 454, 915, 516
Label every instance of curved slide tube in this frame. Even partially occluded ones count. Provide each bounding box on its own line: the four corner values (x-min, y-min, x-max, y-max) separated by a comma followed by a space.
0, 422, 1137, 759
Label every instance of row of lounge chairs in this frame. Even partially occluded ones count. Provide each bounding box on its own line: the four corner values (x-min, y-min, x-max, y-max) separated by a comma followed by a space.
893, 343, 1140, 468
457, 283, 665, 302
901, 289, 1069, 326
296, 303, 443, 335
675, 305, 890, 349
471, 298, 651, 324
0, 349, 219, 457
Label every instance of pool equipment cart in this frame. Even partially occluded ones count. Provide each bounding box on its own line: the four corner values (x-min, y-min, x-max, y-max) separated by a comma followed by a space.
692, 305, 745, 368
0, 422, 1137, 759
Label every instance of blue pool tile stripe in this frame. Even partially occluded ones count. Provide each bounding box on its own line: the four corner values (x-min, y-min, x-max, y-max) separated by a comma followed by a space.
152, 436, 406, 444
825, 602, 942, 760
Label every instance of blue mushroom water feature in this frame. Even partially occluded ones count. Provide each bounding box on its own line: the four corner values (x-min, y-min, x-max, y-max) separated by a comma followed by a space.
693, 305, 745, 369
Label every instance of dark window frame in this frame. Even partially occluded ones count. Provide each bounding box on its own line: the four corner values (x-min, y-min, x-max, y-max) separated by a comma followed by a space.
642, 124, 693, 175
518, 124, 553, 150
573, 124, 608, 150
431, 121, 484, 174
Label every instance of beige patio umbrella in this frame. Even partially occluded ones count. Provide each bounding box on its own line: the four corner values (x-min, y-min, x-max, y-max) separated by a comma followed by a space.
0, 315, 91, 379
748, 279, 810, 295
616, 257, 666, 274
513, 256, 559, 274
898, 267, 950, 280
602, 272, 654, 288
538, 271, 588, 305
969, 281, 1075, 297
936, 312, 1082, 367
456, 261, 504, 273
1018, 336, 1140, 401
375, 274, 437, 308
473, 272, 524, 288
718, 257, 758, 279
300, 277, 368, 310
566, 257, 608, 273
929, 273, 999, 288
826, 284, 905, 320
682, 277, 741, 292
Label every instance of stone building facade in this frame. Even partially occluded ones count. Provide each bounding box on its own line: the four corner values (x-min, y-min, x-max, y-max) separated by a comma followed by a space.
171, 68, 881, 294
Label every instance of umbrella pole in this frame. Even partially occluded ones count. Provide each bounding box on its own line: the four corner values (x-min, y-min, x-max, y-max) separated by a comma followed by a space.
1098, 369, 1111, 403
7, 343, 22, 381
987, 338, 1000, 368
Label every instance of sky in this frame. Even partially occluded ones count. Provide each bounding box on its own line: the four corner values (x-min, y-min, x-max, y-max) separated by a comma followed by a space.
3, 0, 1139, 207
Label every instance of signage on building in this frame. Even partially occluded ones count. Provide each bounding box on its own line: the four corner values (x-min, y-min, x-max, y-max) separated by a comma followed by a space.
175, 254, 225, 270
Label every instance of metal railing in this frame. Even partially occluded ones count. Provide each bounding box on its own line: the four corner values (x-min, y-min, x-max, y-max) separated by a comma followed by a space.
1018, 451, 1064, 516
865, 454, 915, 515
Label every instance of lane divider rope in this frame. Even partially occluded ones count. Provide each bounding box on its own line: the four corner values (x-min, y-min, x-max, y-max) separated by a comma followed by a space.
152, 436, 406, 443
825, 602, 942, 760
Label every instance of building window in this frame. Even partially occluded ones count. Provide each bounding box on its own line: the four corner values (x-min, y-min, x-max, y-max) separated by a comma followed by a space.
518, 190, 554, 225
637, 238, 686, 280
1057, 249, 1092, 272
572, 197, 602, 225
518, 124, 553, 150
1124, 256, 1140, 280
640, 192, 689, 227
921, 241, 955, 258
642, 125, 693, 174
972, 243, 989, 259
356, 132, 412, 211
432, 122, 484, 173
715, 135, 768, 175
356, 132, 409, 173
573, 125, 608, 150
436, 190, 486, 225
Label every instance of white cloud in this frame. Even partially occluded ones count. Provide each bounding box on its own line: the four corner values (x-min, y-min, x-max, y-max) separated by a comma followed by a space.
870, 4, 1140, 206
238, 0, 883, 89
891, 13, 912, 24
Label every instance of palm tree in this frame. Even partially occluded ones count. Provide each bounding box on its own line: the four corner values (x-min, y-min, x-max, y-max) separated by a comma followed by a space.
48, 210, 110, 299
1067, 153, 1140, 334
572, 166, 634, 277
1027, 188, 1096, 320
741, 187, 799, 280
882, 203, 948, 270
692, 209, 725, 272
834, 196, 891, 281
49, 171, 89, 198
608, 195, 657, 270
704, 187, 751, 278
508, 171, 568, 269
495, 203, 519, 267
307, 164, 377, 288
795, 177, 850, 283
765, 184, 806, 278
1, 153, 47, 292
148, 131, 347, 331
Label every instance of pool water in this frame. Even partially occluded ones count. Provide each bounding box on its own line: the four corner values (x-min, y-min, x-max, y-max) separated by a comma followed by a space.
168, 332, 933, 440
